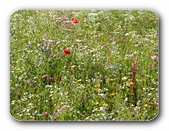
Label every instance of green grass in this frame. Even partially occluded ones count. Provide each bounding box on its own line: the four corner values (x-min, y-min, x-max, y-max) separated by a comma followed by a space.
10, 10, 158, 121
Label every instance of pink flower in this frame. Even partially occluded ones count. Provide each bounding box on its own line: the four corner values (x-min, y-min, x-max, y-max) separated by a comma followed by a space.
154, 102, 158, 106
109, 39, 113, 42
110, 47, 113, 51
43, 112, 49, 117
116, 39, 120, 43
48, 77, 53, 81
42, 74, 48, 78
134, 60, 138, 65
133, 67, 138, 71
150, 55, 157, 60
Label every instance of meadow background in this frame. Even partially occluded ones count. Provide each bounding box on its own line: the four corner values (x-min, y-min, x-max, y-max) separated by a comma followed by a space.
10, 10, 158, 121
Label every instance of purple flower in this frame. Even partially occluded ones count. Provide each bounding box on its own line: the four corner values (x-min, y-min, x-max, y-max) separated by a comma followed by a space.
110, 47, 113, 51
42, 74, 48, 78
104, 115, 111, 120
130, 51, 133, 54
114, 118, 118, 121
49, 114, 53, 119
103, 107, 107, 112
149, 64, 153, 67
43, 112, 49, 117
55, 112, 60, 118
48, 77, 53, 81
116, 39, 120, 43
133, 67, 138, 71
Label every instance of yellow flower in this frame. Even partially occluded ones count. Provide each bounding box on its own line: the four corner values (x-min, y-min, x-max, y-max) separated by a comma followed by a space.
110, 93, 115, 97
95, 102, 99, 105
129, 39, 132, 42
144, 104, 148, 107
85, 24, 89, 27
122, 76, 127, 81
55, 114, 60, 119
118, 23, 123, 26
95, 31, 100, 35
94, 84, 100, 88
126, 81, 134, 87
149, 88, 155, 91
126, 82, 130, 87
77, 79, 82, 82
120, 14, 123, 17
130, 82, 134, 86
103, 103, 108, 107
149, 18, 153, 21
71, 65, 75, 68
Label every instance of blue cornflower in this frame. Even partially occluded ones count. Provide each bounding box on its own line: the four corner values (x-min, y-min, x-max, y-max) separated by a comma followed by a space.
45, 49, 51, 54
85, 94, 88, 97
115, 110, 118, 114
130, 96, 135, 100
49, 114, 53, 119
113, 63, 119, 68
104, 115, 111, 120
103, 107, 107, 112
48, 61, 52, 65
114, 118, 118, 121
10, 53, 14, 57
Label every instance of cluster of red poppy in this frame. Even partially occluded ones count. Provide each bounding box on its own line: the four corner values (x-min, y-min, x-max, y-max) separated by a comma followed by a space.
64, 49, 70, 54
72, 18, 78, 24
56, 78, 60, 82
65, 18, 77, 58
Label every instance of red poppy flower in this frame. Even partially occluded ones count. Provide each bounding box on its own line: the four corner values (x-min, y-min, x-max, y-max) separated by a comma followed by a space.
56, 78, 60, 82
72, 18, 78, 24
64, 49, 70, 54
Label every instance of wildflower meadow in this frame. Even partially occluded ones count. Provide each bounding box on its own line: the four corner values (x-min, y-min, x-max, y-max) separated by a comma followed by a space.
10, 10, 159, 121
